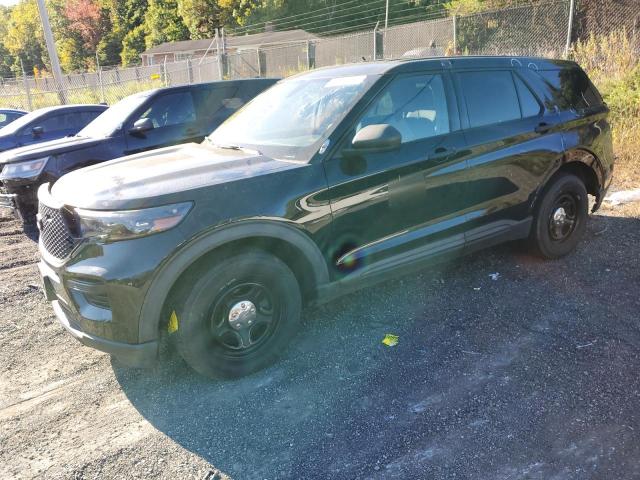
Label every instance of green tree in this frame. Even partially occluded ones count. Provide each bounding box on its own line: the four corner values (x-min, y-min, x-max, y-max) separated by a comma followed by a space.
178, 0, 220, 39
3, 0, 47, 74
144, 0, 189, 49
121, 24, 147, 65
0, 6, 14, 77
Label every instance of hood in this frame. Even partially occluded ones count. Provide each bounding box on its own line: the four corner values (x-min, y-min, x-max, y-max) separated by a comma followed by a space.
0, 136, 104, 165
51, 143, 304, 210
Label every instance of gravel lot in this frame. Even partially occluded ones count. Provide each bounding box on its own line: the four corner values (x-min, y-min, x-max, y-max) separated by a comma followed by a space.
1, 198, 639, 480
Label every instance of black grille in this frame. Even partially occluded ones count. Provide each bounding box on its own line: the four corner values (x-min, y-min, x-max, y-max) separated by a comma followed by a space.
38, 202, 77, 259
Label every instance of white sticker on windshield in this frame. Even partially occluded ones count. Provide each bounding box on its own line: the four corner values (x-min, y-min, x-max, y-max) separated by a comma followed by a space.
325, 75, 367, 88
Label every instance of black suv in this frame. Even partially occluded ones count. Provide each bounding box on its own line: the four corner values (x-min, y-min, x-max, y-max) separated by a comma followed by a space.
37, 57, 613, 378
0, 79, 276, 225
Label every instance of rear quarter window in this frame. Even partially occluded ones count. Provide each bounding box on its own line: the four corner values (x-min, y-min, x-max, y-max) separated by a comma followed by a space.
535, 68, 603, 111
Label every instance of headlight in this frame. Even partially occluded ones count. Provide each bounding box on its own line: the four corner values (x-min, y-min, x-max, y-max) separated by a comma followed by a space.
0, 157, 49, 180
75, 202, 193, 242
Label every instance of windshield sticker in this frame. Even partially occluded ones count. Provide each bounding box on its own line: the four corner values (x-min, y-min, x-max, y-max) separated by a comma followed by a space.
325, 75, 367, 88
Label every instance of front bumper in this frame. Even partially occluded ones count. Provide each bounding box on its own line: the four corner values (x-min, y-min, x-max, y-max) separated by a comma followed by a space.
38, 259, 159, 367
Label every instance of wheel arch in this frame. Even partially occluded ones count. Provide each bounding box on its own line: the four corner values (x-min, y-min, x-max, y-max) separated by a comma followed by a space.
532, 148, 603, 215
138, 220, 330, 343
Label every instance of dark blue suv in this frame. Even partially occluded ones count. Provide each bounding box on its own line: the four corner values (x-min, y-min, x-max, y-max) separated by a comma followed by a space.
0, 79, 277, 225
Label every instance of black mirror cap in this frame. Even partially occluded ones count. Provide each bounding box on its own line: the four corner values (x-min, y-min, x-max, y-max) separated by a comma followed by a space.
129, 118, 154, 135
351, 124, 402, 152
32, 126, 44, 136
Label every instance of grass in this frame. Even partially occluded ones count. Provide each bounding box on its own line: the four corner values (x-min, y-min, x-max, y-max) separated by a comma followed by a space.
572, 29, 640, 190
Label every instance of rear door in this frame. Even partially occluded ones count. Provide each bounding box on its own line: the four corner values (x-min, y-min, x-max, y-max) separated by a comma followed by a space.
124, 89, 199, 155
453, 68, 565, 248
324, 70, 469, 275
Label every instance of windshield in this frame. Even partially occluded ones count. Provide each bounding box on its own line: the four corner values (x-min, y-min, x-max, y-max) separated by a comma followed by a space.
208, 74, 378, 161
78, 92, 150, 138
0, 108, 50, 135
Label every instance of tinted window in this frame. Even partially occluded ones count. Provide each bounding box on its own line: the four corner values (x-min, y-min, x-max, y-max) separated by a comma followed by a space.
535, 68, 603, 111
32, 113, 77, 134
67, 110, 103, 130
136, 91, 196, 127
192, 86, 242, 122
514, 75, 542, 118
357, 73, 450, 143
459, 71, 521, 128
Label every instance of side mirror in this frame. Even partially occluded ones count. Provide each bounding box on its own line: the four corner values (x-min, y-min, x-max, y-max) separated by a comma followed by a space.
32, 126, 44, 137
129, 118, 154, 136
351, 124, 401, 152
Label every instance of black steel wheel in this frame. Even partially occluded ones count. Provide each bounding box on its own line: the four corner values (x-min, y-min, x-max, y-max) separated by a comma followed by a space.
176, 250, 302, 378
530, 172, 588, 259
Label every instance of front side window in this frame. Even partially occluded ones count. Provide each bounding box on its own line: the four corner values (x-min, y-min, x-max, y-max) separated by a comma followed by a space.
458, 71, 521, 128
78, 93, 150, 138
356, 73, 450, 143
208, 74, 378, 161
136, 91, 196, 128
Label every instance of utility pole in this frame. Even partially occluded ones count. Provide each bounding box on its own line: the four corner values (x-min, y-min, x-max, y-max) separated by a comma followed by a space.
35, 0, 67, 104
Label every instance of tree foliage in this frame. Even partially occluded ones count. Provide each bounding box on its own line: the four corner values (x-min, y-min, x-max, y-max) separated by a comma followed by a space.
0, 0, 516, 75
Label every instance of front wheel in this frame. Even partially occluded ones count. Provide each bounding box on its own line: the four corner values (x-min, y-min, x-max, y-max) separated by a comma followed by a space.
176, 250, 302, 378
529, 172, 588, 259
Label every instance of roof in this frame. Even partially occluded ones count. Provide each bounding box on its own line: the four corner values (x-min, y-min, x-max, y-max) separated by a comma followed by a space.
0, 108, 27, 114
298, 56, 577, 79
30, 104, 108, 115
142, 29, 318, 56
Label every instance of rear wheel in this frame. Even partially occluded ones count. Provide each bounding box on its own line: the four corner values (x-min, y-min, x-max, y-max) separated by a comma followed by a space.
529, 172, 588, 259
175, 250, 302, 378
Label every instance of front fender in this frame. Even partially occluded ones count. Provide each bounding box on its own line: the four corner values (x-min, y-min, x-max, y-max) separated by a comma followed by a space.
137, 220, 330, 343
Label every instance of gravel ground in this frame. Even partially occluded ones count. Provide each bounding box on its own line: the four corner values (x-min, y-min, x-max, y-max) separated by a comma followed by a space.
1, 198, 639, 480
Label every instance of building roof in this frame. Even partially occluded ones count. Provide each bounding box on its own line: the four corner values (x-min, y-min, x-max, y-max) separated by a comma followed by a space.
142, 29, 318, 56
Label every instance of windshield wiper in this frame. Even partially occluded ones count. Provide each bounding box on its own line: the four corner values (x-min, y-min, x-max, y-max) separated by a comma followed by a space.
208, 138, 262, 156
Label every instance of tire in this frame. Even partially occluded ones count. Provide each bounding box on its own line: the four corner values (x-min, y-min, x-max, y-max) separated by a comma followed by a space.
175, 250, 302, 379
529, 172, 588, 259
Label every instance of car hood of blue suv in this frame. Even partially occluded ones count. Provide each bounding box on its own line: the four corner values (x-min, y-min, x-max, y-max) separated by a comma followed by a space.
0, 136, 104, 165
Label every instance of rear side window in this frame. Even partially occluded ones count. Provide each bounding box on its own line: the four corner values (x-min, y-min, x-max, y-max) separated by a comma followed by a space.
535, 68, 603, 111
192, 86, 242, 122
458, 71, 521, 128
67, 110, 103, 130
514, 75, 542, 118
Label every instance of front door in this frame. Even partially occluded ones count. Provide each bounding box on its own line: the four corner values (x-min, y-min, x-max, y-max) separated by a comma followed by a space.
324, 71, 469, 278
124, 90, 200, 155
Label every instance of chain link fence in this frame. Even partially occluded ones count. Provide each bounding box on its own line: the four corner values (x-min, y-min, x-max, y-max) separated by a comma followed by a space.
0, 0, 637, 111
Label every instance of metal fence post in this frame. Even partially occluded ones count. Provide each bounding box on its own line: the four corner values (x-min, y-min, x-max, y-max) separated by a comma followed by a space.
187, 58, 193, 84
96, 53, 105, 104
163, 57, 169, 86
564, 0, 576, 57
216, 29, 224, 80
20, 58, 33, 111
306, 40, 316, 69
453, 15, 457, 54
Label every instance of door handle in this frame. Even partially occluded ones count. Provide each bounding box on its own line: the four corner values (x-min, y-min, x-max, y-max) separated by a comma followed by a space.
535, 122, 552, 134
430, 147, 456, 163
